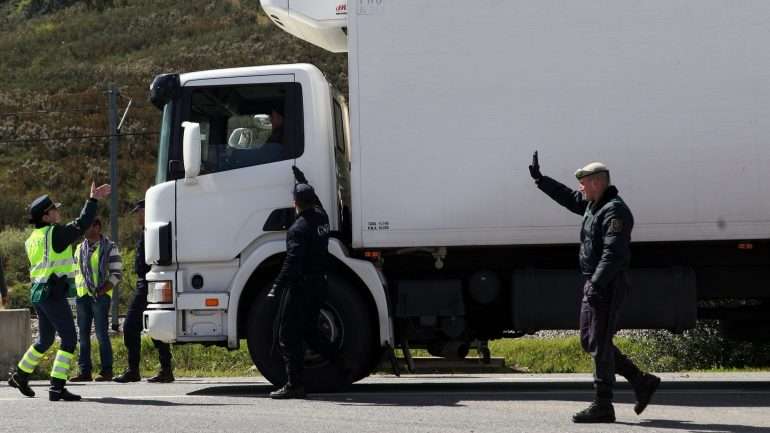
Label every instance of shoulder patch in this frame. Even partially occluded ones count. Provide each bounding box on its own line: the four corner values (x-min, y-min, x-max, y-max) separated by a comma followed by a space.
608, 218, 624, 234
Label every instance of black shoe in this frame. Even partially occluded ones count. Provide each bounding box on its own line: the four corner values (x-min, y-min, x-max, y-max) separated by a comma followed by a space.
94, 371, 113, 382
8, 370, 35, 398
49, 387, 81, 402
147, 370, 174, 383
113, 369, 141, 383
270, 384, 306, 399
572, 402, 616, 423
69, 372, 93, 382
634, 373, 661, 415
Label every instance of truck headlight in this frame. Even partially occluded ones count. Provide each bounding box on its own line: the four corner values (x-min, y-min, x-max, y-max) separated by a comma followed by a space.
147, 281, 173, 304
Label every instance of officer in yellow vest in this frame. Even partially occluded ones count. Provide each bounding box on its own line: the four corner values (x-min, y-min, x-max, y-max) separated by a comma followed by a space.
7, 182, 110, 401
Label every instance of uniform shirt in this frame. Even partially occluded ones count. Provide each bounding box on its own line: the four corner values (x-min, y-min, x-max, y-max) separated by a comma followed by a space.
30, 199, 97, 301
273, 206, 331, 290
35, 199, 98, 254
537, 176, 634, 288
134, 233, 151, 292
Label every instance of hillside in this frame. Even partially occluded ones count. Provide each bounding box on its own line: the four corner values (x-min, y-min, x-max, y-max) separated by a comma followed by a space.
0, 0, 347, 243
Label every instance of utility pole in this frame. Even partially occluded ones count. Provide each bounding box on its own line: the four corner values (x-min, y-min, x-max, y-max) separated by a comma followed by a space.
107, 84, 120, 331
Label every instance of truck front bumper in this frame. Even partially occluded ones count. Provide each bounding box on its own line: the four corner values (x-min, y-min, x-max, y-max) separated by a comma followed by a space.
143, 309, 177, 343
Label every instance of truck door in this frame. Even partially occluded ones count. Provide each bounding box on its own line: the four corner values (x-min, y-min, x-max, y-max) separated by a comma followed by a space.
174, 74, 304, 264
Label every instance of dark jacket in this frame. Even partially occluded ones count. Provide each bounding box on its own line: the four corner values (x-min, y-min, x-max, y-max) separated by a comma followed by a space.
537, 176, 634, 289
273, 206, 331, 291
135, 233, 152, 292
34, 199, 98, 254
30, 199, 97, 301
0, 255, 7, 299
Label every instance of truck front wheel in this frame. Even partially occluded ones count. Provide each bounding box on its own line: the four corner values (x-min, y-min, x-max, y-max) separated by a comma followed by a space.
246, 274, 376, 392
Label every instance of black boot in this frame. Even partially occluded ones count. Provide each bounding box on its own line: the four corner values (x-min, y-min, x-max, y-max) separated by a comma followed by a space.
270, 384, 306, 399
8, 369, 35, 398
113, 369, 142, 383
634, 373, 661, 415
49, 378, 81, 402
147, 369, 174, 383
572, 400, 616, 423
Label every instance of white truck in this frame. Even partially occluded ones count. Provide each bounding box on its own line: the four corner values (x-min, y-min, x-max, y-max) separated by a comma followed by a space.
143, 0, 770, 390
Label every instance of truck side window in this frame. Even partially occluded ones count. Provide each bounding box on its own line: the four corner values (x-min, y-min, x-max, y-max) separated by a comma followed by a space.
333, 99, 352, 240
182, 82, 304, 174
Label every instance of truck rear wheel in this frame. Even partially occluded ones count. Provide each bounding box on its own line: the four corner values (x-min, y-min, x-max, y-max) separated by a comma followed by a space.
246, 274, 376, 392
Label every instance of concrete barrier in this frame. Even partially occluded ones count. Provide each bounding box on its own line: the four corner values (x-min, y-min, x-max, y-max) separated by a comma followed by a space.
0, 309, 32, 374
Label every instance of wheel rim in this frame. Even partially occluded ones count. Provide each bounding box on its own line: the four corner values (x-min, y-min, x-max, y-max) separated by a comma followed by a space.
304, 303, 345, 367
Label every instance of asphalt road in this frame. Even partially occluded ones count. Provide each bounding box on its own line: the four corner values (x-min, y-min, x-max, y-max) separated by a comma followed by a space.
2, 373, 769, 433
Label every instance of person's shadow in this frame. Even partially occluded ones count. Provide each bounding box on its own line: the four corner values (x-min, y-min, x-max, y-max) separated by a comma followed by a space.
617, 419, 770, 433
87, 397, 249, 407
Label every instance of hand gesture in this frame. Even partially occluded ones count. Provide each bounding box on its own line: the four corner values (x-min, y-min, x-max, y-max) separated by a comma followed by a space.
90, 182, 112, 200
528, 151, 542, 180
291, 166, 308, 184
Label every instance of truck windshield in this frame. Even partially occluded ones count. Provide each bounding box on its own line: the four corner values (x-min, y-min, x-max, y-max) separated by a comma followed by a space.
155, 102, 173, 184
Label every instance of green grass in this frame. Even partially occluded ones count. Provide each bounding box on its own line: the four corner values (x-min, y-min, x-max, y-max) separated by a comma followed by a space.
24, 334, 768, 380
490, 337, 594, 373
29, 336, 259, 379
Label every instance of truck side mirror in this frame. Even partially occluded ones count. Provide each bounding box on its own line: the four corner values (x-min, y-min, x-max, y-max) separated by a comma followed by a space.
181, 121, 201, 181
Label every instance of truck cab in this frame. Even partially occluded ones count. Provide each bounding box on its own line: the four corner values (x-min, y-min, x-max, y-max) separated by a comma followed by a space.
143, 64, 387, 390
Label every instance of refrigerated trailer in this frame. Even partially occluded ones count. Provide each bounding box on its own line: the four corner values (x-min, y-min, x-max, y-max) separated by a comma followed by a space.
143, 0, 770, 390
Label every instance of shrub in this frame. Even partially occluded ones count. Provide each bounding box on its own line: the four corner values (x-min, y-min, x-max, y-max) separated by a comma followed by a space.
631, 322, 770, 371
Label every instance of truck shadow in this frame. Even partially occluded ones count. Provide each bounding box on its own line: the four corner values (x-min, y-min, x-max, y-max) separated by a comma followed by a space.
186, 380, 770, 431
188, 379, 770, 409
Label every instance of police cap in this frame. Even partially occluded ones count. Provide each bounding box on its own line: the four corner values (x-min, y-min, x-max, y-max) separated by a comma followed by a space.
28, 194, 61, 222
293, 183, 316, 204
575, 162, 609, 180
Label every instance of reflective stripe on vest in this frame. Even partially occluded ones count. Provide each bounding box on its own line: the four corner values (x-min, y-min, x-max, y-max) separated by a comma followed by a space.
25, 226, 75, 287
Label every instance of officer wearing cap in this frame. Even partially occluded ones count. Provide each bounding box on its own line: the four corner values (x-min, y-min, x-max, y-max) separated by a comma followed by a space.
8, 182, 110, 401
528, 152, 660, 423
268, 169, 340, 399
114, 199, 174, 384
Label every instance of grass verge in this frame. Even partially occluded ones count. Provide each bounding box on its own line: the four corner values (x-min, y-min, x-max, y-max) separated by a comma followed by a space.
25, 335, 768, 380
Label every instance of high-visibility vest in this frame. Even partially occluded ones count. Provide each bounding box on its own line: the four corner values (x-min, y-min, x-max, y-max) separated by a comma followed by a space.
74, 242, 113, 298
25, 226, 76, 303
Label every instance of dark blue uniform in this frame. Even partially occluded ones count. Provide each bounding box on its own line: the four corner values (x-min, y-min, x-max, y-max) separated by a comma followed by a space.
122, 234, 171, 372
273, 205, 335, 388
34, 199, 98, 356
537, 176, 643, 400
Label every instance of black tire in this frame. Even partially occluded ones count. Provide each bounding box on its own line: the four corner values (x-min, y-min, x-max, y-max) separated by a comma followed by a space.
246, 274, 376, 392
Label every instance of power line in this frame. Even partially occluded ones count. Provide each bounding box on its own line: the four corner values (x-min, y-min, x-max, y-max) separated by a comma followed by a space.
0, 108, 102, 117
0, 131, 159, 145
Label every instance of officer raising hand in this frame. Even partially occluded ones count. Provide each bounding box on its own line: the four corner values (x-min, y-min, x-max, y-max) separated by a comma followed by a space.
7, 182, 110, 401
269, 168, 343, 399
529, 152, 660, 423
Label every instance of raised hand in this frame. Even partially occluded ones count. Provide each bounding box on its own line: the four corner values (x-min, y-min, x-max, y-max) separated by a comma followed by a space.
528, 151, 542, 180
292, 166, 308, 184
90, 182, 112, 200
